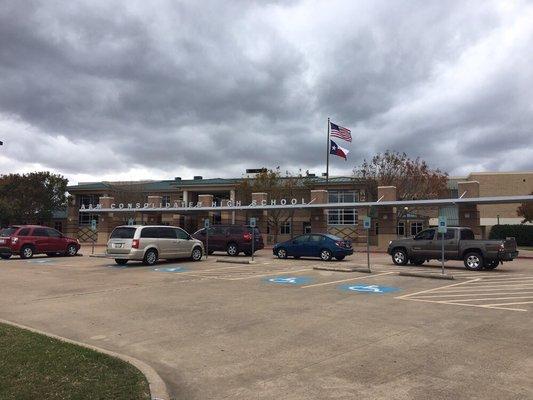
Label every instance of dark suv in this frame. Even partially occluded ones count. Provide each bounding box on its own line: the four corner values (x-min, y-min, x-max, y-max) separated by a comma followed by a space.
0, 225, 80, 259
193, 225, 264, 256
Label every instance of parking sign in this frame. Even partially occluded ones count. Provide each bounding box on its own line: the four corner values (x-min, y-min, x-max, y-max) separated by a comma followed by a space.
204, 219, 210, 229
91, 219, 97, 231
363, 217, 371, 230
250, 217, 256, 228
438, 216, 447, 233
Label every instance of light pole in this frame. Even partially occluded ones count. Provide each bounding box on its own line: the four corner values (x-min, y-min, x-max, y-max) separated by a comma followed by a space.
403, 206, 409, 237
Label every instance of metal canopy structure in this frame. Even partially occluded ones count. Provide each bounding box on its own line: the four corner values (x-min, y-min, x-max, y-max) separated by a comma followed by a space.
79, 195, 533, 213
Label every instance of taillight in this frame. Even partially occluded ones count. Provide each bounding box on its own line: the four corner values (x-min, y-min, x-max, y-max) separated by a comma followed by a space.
243, 232, 252, 241
499, 243, 505, 251
11, 237, 18, 244
132, 239, 139, 249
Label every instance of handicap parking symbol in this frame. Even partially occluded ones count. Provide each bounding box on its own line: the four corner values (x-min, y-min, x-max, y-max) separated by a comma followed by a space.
153, 266, 188, 273
339, 284, 400, 294
263, 276, 312, 285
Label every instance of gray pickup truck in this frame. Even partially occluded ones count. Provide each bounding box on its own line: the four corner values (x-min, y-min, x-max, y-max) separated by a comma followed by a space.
387, 227, 518, 271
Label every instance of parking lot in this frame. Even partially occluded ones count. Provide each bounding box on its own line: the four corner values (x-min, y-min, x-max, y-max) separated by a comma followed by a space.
1, 249, 532, 399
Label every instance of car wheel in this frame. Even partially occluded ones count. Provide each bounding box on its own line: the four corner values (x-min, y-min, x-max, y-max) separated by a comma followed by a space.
392, 249, 408, 265
66, 244, 78, 257
20, 245, 34, 259
335, 255, 345, 261
276, 248, 287, 259
191, 247, 203, 261
464, 251, 484, 271
115, 259, 128, 266
484, 259, 499, 270
0, 253, 12, 260
226, 243, 239, 256
320, 249, 332, 261
410, 259, 424, 266
143, 249, 158, 266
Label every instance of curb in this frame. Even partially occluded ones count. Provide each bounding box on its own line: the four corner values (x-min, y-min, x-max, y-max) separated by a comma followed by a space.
216, 258, 255, 265
313, 266, 372, 273
399, 271, 455, 280
0, 318, 170, 400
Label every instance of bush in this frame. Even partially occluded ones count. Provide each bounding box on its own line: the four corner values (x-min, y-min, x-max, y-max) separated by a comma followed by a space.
489, 224, 533, 246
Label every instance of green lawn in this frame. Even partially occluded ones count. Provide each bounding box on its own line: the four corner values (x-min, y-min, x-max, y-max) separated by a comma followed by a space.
0, 323, 150, 400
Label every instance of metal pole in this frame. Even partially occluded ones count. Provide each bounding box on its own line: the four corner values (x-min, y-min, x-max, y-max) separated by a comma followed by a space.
326, 117, 330, 187
205, 227, 209, 260
251, 226, 255, 262
441, 232, 445, 275
366, 225, 371, 273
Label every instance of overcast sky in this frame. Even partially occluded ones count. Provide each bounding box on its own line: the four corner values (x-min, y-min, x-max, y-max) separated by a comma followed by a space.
1, 0, 532, 184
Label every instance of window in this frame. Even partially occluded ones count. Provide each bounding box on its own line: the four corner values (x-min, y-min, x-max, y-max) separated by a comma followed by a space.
162, 195, 171, 205
110, 227, 136, 239
303, 221, 311, 234
159, 227, 177, 239
45, 228, 62, 238
0, 228, 18, 237
397, 222, 405, 236
415, 229, 435, 241
328, 190, 358, 226
460, 229, 475, 240
375, 222, 379, 235
18, 228, 30, 236
410, 222, 423, 236
309, 234, 324, 242
78, 194, 100, 207
33, 228, 48, 237
79, 213, 99, 226
141, 227, 160, 238
280, 221, 291, 235
229, 226, 242, 235
440, 230, 455, 240
293, 235, 309, 243
175, 228, 189, 240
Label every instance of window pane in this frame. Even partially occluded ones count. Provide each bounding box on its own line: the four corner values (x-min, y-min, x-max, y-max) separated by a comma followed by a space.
33, 228, 48, 237
111, 227, 136, 239
175, 228, 189, 240
46, 228, 61, 238
18, 228, 30, 236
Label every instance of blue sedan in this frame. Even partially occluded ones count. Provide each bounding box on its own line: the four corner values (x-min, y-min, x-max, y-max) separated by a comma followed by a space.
273, 233, 353, 261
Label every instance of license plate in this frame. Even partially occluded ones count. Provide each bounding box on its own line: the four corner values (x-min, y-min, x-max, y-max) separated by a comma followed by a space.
114, 243, 123, 248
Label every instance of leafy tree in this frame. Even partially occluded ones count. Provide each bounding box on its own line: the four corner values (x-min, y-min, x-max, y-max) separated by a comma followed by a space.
517, 192, 533, 223
235, 168, 312, 241
353, 150, 449, 221
0, 172, 68, 225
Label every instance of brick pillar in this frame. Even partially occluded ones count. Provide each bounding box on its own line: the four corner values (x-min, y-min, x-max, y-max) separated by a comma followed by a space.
146, 195, 162, 224
66, 195, 79, 238
310, 190, 328, 233
198, 194, 214, 230
97, 196, 114, 244
458, 181, 481, 237
377, 186, 397, 249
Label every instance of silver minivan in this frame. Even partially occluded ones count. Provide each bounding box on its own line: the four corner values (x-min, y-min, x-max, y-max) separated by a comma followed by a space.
106, 225, 204, 266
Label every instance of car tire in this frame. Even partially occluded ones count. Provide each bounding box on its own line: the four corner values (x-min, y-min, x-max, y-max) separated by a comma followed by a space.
335, 255, 345, 261
226, 243, 239, 256
191, 246, 203, 261
484, 259, 499, 270
320, 249, 332, 261
115, 259, 128, 266
20, 245, 34, 259
143, 249, 158, 266
276, 248, 287, 259
66, 244, 78, 257
0, 253, 12, 260
391, 248, 408, 265
463, 251, 484, 271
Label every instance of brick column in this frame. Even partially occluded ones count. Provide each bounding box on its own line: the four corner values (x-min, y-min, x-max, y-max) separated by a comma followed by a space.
310, 190, 328, 233
251, 193, 268, 241
97, 196, 114, 244
458, 181, 481, 237
198, 194, 214, 230
377, 186, 397, 249
146, 195, 162, 224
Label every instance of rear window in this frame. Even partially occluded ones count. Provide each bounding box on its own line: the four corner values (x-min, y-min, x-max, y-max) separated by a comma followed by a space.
110, 227, 136, 239
18, 228, 31, 236
325, 234, 342, 241
460, 229, 475, 240
0, 228, 18, 237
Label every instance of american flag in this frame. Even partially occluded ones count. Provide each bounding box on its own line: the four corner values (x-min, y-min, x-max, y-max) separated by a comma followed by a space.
330, 121, 352, 142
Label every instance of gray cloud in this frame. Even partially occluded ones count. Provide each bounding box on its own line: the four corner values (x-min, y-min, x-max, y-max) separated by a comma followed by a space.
0, 0, 532, 182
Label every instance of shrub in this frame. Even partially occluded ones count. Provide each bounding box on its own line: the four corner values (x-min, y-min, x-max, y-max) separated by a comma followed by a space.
489, 224, 533, 246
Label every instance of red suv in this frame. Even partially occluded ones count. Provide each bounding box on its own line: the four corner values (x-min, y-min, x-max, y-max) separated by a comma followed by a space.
0, 225, 80, 259
193, 225, 264, 256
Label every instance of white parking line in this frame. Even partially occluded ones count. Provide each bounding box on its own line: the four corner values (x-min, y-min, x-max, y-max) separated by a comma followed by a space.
415, 291, 533, 298
300, 271, 395, 288
224, 268, 312, 281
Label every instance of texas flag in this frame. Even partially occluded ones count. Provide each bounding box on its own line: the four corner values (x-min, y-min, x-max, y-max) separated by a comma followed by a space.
330, 140, 349, 160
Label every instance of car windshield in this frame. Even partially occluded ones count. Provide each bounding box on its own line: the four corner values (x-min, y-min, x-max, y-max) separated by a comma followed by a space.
0, 227, 17, 237
324, 234, 343, 241
110, 227, 136, 239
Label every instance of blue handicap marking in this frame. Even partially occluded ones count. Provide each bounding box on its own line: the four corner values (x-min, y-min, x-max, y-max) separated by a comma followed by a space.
339, 283, 400, 294
263, 276, 313, 285
153, 266, 188, 273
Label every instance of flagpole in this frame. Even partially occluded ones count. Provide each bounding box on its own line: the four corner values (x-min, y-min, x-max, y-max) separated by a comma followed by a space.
326, 117, 330, 187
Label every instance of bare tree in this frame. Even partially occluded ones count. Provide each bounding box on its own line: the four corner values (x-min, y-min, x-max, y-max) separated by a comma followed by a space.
517, 192, 533, 223
354, 150, 449, 221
